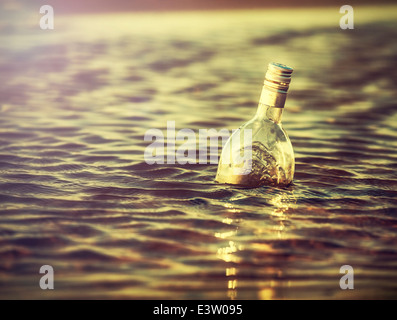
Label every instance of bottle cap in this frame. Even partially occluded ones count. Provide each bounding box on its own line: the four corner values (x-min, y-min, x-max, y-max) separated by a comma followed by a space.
264, 62, 293, 93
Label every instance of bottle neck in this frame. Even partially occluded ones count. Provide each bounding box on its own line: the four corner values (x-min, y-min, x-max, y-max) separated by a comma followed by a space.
256, 87, 286, 124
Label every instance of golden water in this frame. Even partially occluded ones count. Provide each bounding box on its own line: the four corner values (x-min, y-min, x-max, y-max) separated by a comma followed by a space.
0, 6, 397, 299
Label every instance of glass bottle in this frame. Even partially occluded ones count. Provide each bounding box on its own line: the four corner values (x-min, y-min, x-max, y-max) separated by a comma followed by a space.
215, 62, 294, 187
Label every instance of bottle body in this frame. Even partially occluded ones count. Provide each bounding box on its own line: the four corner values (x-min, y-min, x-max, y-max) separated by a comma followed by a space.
215, 62, 294, 188
215, 107, 294, 187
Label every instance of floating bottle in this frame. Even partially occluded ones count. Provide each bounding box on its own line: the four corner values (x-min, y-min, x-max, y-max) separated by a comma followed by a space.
215, 62, 294, 187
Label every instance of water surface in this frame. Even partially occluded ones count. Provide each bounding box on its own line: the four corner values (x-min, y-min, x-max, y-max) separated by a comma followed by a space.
0, 6, 397, 299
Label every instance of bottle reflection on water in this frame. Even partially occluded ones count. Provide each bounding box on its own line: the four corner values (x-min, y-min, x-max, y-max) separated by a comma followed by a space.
215, 62, 295, 187
216, 188, 297, 300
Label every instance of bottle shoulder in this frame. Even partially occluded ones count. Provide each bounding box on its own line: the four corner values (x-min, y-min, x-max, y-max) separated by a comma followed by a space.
241, 117, 288, 140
